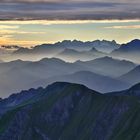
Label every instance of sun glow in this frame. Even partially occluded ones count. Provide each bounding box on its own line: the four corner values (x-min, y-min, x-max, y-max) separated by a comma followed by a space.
0, 19, 140, 47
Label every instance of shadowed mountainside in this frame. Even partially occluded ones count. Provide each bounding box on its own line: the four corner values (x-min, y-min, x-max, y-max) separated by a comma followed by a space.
0, 82, 140, 140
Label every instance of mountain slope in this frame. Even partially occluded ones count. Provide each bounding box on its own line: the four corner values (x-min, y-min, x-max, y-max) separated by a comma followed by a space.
108, 83, 140, 98
119, 65, 140, 85
111, 39, 140, 63
35, 71, 129, 93
76, 56, 136, 77
0, 82, 140, 140
112, 39, 140, 53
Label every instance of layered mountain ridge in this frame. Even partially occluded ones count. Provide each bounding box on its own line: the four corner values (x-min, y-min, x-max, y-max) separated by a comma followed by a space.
0, 56, 136, 97
14, 39, 120, 54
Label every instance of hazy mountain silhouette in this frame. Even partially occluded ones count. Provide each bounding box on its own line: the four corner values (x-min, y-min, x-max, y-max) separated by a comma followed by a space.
111, 39, 140, 63
0, 57, 136, 97
35, 71, 129, 93
112, 39, 140, 53
0, 58, 85, 97
11, 40, 120, 62
0, 59, 30, 74
56, 48, 106, 62
13, 40, 119, 55
119, 65, 140, 85
56, 40, 120, 53
76, 56, 136, 77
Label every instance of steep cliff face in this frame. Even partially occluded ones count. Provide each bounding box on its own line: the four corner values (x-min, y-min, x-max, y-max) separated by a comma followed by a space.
0, 82, 140, 140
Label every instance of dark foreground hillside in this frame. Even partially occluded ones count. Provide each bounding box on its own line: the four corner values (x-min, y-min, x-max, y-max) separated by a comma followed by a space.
0, 82, 140, 140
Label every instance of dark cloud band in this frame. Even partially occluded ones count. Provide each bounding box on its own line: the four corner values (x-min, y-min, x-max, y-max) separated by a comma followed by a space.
0, 0, 139, 20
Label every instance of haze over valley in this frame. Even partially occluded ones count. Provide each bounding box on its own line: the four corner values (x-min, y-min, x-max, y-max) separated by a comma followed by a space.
0, 39, 140, 97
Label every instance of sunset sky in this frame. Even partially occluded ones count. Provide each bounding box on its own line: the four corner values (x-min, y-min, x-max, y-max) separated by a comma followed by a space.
0, 0, 140, 47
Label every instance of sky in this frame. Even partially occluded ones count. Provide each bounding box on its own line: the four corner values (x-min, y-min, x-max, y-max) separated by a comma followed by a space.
0, 0, 140, 47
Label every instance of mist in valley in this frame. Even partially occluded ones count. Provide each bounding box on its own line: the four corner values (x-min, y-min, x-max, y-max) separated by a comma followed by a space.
0, 39, 140, 98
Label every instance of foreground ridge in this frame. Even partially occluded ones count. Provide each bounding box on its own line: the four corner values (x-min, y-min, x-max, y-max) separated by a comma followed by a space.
0, 82, 140, 140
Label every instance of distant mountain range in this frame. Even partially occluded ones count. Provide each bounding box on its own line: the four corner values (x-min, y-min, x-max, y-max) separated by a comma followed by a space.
111, 39, 140, 63
14, 39, 120, 54
0, 58, 84, 97
2, 39, 140, 63
36, 71, 129, 93
55, 40, 120, 53
0, 57, 136, 97
9, 39, 120, 62
56, 48, 106, 62
76, 56, 136, 77
0, 82, 140, 140
0, 39, 140, 97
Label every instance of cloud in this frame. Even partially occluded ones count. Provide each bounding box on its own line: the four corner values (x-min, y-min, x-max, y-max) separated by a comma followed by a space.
0, 29, 46, 35
0, 25, 19, 29
0, 0, 139, 20
0, 36, 47, 46
105, 25, 140, 29
0, 19, 139, 26
0, 45, 21, 50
